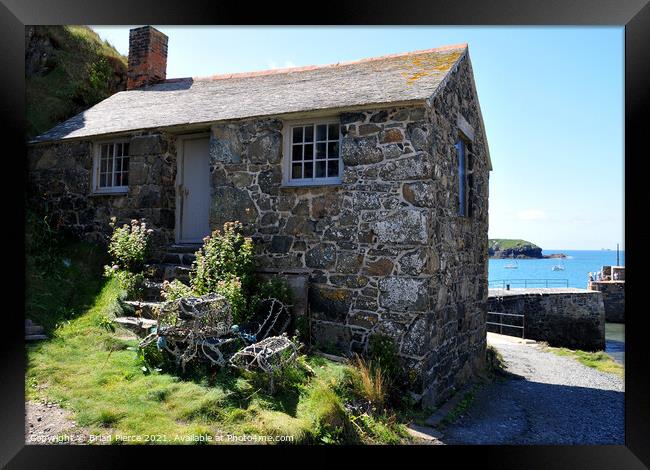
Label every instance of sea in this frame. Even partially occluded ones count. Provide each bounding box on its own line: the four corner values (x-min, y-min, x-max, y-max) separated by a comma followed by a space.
488, 249, 625, 289
489, 249, 626, 364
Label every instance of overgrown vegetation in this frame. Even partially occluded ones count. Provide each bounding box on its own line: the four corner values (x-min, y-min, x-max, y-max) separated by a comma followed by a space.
26, 216, 413, 444
26, 25, 127, 139
544, 346, 624, 377
103, 218, 153, 300
161, 221, 293, 326
25, 209, 108, 333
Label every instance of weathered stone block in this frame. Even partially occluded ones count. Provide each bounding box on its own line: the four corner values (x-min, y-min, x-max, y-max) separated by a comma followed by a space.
336, 252, 364, 274
305, 243, 337, 269
130, 135, 165, 155
248, 132, 281, 164
211, 186, 258, 228
403, 181, 436, 207
309, 286, 353, 322
365, 258, 394, 276
379, 154, 433, 181
379, 277, 428, 311
371, 210, 428, 244
341, 136, 384, 166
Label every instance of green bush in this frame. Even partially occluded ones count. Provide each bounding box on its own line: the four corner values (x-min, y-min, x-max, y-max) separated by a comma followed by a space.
214, 277, 247, 324
107, 217, 153, 272
190, 221, 254, 296
161, 279, 193, 302
250, 277, 293, 315
367, 334, 401, 386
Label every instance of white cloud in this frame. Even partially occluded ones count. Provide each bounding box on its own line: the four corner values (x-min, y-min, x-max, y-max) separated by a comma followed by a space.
517, 209, 547, 221
284, 60, 297, 68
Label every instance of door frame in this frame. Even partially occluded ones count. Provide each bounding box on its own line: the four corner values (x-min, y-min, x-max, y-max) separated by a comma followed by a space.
175, 132, 211, 244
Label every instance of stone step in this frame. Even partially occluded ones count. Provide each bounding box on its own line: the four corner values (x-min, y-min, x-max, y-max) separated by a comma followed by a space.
144, 263, 192, 283
114, 316, 157, 337
26, 334, 48, 341
26, 325, 45, 335
162, 252, 196, 266
142, 279, 165, 302
167, 244, 202, 254
122, 300, 163, 319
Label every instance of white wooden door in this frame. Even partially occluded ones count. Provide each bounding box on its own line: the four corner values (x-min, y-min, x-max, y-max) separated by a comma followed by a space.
179, 137, 210, 243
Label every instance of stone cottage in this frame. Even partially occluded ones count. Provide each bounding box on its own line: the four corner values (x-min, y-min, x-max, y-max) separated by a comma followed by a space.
27, 26, 492, 406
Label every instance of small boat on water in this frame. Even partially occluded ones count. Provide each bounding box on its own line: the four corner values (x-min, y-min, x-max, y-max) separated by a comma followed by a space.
552, 260, 565, 271
504, 261, 518, 269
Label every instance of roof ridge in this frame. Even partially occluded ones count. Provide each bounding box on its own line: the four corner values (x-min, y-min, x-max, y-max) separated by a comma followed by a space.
170, 42, 468, 83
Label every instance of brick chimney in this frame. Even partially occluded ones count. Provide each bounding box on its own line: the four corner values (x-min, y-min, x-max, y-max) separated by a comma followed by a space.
127, 26, 168, 90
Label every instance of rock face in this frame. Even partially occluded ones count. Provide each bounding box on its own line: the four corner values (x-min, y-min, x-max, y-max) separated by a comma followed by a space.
27, 52, 490, 407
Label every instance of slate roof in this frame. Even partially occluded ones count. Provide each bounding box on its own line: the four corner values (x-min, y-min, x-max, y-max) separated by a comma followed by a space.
31, 43, 468, 143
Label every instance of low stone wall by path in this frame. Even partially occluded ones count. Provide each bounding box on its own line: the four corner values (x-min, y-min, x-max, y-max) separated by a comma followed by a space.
487, 288, 605, 351
588, 281, 625, 323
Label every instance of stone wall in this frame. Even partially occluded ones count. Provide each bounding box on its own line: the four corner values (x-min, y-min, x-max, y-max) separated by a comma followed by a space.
487, 289, 605, 350
588, 281, 625, 323
27, 132, 177, 256
208, 53, 490, 406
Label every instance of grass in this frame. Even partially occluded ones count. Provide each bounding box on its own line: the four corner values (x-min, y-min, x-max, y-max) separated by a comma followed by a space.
26, 26, 127, 139
488, 239, 540, 250
544, 346, 624, 377
439, 385, 479, 427
25, 236, 413, 444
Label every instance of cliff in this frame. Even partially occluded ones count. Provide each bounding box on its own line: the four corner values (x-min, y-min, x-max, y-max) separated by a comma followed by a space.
488, 239, 567, 259
25, 26, 127, 140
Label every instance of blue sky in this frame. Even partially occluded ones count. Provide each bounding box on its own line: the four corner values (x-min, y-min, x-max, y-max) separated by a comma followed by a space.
91, 26, 624, 250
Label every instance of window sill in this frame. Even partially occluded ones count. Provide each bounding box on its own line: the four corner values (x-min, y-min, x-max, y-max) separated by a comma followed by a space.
90, 189, 129, 197
280, 181, 343, 189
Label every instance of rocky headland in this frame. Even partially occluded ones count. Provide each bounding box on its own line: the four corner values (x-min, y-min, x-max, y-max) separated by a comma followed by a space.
489, 239, 566, 259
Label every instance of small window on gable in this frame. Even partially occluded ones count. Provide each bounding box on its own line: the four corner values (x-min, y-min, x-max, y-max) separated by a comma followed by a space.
94, 141, 130, 193
285, 119, 342, 186
456, 136, 474, 217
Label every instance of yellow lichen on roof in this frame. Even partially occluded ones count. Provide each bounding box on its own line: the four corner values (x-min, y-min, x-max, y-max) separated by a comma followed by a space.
400, 50, 464, 85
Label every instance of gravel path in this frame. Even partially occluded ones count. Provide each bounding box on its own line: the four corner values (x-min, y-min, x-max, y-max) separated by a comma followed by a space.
441, 333, 624, 445
25, 400, 91, 445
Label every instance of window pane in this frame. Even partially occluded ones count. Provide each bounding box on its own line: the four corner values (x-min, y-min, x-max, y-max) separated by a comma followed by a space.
115, 173, 122, 187
122, 157, 130, 171
122, 143, 129, 156
328, 124, 339, 140
100, 173, 107, 187
304, 125, 314, 143
316, 124, 327, 141
292, 144, 303, 161
304, 143, 313, 160
292, 163, 302, 179
316, 161, 326, 178
327, 160, 339, 178
101, 144, 109, 158
316, 143, 326, 158
122, 172, 128, 186
292, 127, 303, 143
304, 162, 313, 178
327, 142, 339, 158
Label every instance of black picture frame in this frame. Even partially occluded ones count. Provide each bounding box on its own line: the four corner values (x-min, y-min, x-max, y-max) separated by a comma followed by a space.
1, 0, 647, 467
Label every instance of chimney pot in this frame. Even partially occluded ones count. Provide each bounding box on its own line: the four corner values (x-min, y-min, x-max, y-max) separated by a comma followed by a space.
127, 25, 168, 90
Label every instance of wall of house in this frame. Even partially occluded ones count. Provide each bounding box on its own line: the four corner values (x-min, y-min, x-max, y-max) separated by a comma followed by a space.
208, 54, 490, 406
27, 132, 177, 255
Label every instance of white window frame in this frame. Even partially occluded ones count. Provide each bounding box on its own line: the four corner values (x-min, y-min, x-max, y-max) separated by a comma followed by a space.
282, 117, 343, 187
92, 139, 130, 194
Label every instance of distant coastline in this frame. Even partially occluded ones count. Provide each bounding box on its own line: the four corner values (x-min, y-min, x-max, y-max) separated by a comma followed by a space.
489, 238, 566, 259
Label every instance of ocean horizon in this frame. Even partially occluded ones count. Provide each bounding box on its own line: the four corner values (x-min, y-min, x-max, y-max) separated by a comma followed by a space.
488, 249, 625, 289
